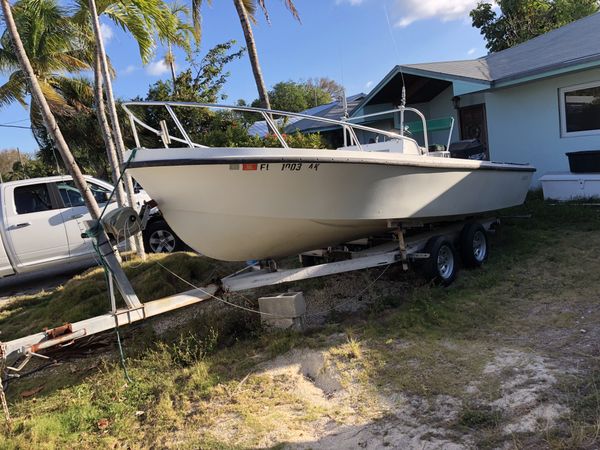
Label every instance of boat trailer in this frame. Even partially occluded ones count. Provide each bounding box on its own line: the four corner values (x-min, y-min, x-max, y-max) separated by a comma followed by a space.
0, 217, 497, 371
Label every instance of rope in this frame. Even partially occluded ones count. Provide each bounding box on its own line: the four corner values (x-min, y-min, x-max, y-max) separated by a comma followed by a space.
154, 260, 393, 319
114, 327, 132, 384
155, 261, 290, 318
0, 361, 10, 423
94, 244, 133, 383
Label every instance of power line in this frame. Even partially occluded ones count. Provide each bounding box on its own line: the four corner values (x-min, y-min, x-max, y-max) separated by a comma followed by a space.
2, 118, 29, 124
0, 124, 30, 129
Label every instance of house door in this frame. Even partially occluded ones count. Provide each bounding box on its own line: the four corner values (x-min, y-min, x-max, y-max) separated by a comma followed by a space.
459, 104, 489, 160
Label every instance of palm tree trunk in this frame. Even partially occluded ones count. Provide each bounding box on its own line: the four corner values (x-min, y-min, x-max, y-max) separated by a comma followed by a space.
88, 0, 146, 260
233, 0, 271, 109
0, 0, 101, 219
94, 50, 126, 207
167, 42, 177, 93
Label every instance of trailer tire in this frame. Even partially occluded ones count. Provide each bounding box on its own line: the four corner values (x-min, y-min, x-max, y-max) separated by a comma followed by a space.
422, 236, 457, 286
143, 219, 184, 253
460, 223, 488, 268
300, 254, 318, 267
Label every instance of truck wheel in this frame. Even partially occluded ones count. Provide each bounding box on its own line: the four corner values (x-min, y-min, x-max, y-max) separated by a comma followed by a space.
460, 223, 488, 268
422, 236, 457, 286
143, 220, 183, 253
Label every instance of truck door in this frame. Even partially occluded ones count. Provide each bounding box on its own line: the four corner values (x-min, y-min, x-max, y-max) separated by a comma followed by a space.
53, 179, 118, 257
3, 182, 70, 268
0, 235, 15, 277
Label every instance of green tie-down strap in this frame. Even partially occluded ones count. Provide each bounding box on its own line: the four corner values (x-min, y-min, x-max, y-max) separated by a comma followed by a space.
82, 220, 102, 239
405, 117, 453, 134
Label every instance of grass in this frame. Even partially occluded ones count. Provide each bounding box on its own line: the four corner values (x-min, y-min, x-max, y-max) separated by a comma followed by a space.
1, 192, 600, 448
0, 253, 243, 341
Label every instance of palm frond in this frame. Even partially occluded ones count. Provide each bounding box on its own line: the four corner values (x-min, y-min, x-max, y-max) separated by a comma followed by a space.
241, 0, 258, 25
256, 0, 300, 23
191, 0, 211, 43
0, 71, 27, 109
55, 54, 94, 71
38, 79, 75, 116
104, 3, 156, 64
282, 0, 300, 22
51, 76, 94, 111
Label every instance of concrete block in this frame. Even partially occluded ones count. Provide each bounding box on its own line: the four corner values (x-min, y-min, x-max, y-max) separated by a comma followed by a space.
258, 292, 306, 330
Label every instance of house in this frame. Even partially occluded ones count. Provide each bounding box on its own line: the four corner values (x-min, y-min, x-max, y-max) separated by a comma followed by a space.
349, 12, 600, 183
248, 94, 365, 147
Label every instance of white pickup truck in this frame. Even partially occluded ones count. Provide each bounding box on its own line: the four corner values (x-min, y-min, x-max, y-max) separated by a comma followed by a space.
0, 175, 147, 279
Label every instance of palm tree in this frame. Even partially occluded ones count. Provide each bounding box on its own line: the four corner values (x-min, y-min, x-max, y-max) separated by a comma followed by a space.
0, 0, 96, 131
75, 0, 184, 259
194, 0, 300, 109
0, 0, 100, 217
159, 2, 194, 92
1, 0, 142, 307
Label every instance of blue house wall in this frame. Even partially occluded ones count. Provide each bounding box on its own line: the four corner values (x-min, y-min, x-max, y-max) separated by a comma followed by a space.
480, 68, 600, 184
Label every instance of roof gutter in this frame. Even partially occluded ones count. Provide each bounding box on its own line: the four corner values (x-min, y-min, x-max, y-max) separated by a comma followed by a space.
492, 56, 600, 89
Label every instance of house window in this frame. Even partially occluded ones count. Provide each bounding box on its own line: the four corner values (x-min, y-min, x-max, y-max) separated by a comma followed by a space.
560, 81, 600, 137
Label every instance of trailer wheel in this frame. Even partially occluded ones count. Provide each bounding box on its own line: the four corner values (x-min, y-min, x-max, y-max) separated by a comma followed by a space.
300, 254, 318, 267
143, 219, 184, 253
460, 223, 488, 268
422, 236, 457, 285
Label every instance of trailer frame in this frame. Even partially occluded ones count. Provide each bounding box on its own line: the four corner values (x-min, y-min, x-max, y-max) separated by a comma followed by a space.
0, 217, 498, 367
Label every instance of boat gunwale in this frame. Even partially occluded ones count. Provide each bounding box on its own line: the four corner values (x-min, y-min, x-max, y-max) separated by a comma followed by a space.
127, 155, 536, 173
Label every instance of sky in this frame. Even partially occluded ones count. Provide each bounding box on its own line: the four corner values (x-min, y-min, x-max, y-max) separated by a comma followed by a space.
0, 0, 488, 153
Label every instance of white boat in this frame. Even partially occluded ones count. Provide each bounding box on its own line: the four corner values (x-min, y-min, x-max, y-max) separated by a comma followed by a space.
123, 102, 535, 261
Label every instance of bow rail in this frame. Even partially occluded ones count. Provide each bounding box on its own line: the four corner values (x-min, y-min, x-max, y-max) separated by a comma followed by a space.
121, 101, 428, 152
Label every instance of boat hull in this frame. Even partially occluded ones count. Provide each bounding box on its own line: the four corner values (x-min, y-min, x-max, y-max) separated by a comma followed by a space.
127, 148, 534, 261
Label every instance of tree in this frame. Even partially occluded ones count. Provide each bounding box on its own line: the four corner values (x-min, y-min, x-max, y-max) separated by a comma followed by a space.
77, 0, 185, 259
33, 76, 113, 178
0, 0, 96, 132
471, 0, 599, 52
2, 0, 143, 308
251, 80, 333, 113
2, 155, 57, 181
307, 77, 345, 101
196, 1, 300, 109
158, 2, 194, 91
0, 0, 101, 219
143, 41, 245, 143
0, 148, 22, 177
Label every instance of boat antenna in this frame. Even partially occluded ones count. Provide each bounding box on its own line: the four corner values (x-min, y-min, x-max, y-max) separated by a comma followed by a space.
342, 87, 348, 119
384, 1, 407, 106
384, 1, 407, 136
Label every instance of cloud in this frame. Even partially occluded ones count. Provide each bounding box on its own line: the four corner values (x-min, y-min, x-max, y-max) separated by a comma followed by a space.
365, 80, 374, 89
99, 23, 113, 44
467, 48, 477, 56
391, 0, 479, 27
145, 60, 171, 76
123, 65, 137, 75
335, 0, 364, 4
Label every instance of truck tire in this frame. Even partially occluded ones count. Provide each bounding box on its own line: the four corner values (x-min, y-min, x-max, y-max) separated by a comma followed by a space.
143, 219, 184, 253
421, 236, 458, 286
460, 223, 488, 268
